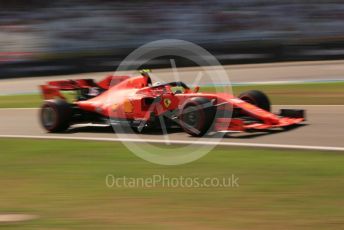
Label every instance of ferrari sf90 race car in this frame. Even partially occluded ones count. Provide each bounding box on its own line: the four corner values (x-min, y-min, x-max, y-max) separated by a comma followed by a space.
39, 70, 305, 136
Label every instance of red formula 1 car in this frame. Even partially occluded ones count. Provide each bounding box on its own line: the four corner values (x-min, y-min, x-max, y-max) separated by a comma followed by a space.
39, 70, 305, 136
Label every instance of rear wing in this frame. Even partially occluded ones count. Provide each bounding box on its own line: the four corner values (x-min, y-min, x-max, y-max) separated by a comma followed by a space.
40, 75, 129, 100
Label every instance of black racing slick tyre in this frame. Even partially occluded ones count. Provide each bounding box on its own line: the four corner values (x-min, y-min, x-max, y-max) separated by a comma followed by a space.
239, 90, 271, 112
40, 100, 72, 132
179, 97, 215, 137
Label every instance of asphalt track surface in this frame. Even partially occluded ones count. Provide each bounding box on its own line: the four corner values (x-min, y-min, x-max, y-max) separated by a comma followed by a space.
1, 60, 344, 95
0, 106, 343, 151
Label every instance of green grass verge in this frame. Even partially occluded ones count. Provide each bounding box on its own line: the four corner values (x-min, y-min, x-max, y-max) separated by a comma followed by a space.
202, 81, 344, 105
0, 82, 343, 108
0, 138, 343, 229
0, 94, 41, 108
0, 92, 76, 108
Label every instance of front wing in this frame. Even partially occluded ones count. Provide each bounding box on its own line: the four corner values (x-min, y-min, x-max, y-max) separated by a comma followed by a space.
214, 109, 305, 132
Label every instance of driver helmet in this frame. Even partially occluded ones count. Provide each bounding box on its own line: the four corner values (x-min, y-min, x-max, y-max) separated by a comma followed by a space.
139, 69, 151, 77
139, 69, 152, 85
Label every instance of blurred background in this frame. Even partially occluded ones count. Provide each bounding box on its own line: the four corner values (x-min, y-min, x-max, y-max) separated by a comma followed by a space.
1, 0, 344, 77
1, 2, 344, 228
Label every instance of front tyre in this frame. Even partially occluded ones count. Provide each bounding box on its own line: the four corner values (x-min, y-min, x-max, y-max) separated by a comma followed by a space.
40, 100, 72, 132
239, 90, 271, 112
179, 97, 215, 137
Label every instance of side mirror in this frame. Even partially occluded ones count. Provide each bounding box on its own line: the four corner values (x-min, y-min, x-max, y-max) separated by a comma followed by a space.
193, 86, 200, 93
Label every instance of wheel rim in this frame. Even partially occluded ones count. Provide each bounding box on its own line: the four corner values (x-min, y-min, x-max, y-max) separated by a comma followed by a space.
42, 107, 56, 128
183, 106, 200, 127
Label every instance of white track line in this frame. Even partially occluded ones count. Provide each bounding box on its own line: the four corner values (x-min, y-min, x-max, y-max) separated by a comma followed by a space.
274, 105, 344, 107
0, 108, 38, 110
0, 134, 343, 152
1, 105, 344, 111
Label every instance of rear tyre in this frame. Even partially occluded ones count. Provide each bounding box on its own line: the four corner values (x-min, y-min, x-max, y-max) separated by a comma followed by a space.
40, 100, 72, 132
239, 90, 271, 112
179, 97, 215, 137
